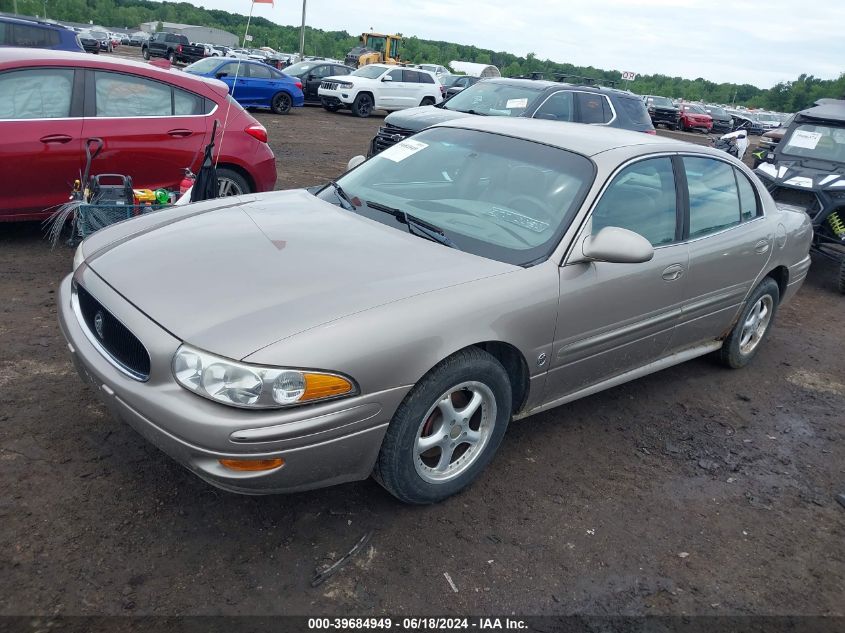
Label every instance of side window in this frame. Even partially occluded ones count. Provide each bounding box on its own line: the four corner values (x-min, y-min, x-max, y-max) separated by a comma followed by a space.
10, 23, 59, 47
683, 156, 741, 237
736, 169, 760, 221
0, 68, 74, 119
592, 157, 678, 247
577, 92, 610, 124
387, 69, 404, 82
332, 65, 351, 76
310, 65, 332, 78
174, 88, 204, 115
418, 72, 435, 84
94, 72, 172, 117
217, 62, 243, 77
249, 64, 273, 79
534, 91, 574, 122
0, 22, 6, 44
616, 97, 652, 126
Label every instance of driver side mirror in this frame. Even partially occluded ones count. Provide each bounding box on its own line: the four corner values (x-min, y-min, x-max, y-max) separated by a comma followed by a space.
381, 75, 393, 82
579, 226, 654, 264
306, 73, 314, 80
346, 155, 366, 171
215, 72, 228, 79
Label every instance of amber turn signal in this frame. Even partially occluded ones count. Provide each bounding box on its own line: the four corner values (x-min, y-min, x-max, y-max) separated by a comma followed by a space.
218, 457, 285, 472
301, 373, 354, 402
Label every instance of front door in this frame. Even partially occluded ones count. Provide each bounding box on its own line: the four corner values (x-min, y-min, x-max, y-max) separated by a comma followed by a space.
674, 155, 775, 345
377, 68, 410, 109
82, 69, 208, 192
0, 67, 83, 220
303, 64, 333, 101
545, 156, 689, 401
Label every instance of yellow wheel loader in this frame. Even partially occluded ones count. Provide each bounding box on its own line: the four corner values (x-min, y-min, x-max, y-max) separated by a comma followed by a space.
345, 33, 403, 68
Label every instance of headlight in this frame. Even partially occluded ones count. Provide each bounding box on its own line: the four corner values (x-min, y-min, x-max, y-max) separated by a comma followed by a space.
338, 81, 354, 89
73, 244, 85, 272
172, 345, 356, 409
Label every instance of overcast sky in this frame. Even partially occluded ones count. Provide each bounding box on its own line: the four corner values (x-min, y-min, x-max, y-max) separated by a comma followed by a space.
205, 0, 842, 88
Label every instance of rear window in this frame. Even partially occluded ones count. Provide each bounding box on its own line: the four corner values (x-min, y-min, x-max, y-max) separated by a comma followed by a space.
8, 22, 60, 47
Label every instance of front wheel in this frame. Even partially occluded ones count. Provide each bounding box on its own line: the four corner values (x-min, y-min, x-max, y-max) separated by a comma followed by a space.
167, 51, 176, 64
351, 92, 374, 118
215, 168, 251, 197
142, 48, 150, 60
271, 92, 292, 114
718, 278, 780, 368
374, 348, 512, 504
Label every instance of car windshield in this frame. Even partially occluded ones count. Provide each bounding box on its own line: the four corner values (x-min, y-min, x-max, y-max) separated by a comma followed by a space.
781, 123, 845, 162
184, 58, 222, 74
352, 65, 388, 79
91, 31, 107, 38
706, 106, 727, 117
755, 112, 778, 122
685, 104, 706, 114
441, 76, 462, 87
648, 96, 674, 107
315, 127, 595, 266
443, 82, 543, 116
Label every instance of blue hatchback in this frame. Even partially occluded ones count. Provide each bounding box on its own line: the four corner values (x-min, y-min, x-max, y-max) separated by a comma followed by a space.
184, 57, 304, 114
0, 16, 84, 52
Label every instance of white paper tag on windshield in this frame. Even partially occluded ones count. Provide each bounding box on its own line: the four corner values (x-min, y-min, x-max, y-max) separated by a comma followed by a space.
505, 98, 528, 109
380, 139, 428, 162
789, 130, 822, 150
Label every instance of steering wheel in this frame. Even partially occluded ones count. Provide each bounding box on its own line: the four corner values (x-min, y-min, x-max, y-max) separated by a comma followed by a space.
504, 194, 555, 223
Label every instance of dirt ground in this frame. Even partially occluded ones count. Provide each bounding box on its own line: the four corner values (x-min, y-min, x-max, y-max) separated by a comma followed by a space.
1, 58, 844, 619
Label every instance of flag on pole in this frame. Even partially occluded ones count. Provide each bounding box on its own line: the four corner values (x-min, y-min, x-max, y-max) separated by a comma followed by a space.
253, 0, 274, 4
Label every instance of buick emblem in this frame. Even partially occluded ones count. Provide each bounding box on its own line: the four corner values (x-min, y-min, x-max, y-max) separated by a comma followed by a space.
94, 311, 105, 340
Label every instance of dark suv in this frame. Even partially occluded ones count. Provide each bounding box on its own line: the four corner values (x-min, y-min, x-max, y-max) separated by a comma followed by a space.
370, 78, 655, 155
0, 16, 84, 52
642, 94, 680, 129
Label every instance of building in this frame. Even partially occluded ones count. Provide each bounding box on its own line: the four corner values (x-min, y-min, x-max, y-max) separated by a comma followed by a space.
139, 21, 237, 46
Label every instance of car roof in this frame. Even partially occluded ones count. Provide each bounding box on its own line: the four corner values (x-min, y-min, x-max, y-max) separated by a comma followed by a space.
799, 99, 845, 124
0, 15, 68, 30
486, 77, 641, 99
432, 116, 687, 157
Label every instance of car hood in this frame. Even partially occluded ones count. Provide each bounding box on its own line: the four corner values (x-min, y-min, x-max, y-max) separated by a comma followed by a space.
756, 160, 845, 191
86, 190, 514, 360
384, 105, 476, 132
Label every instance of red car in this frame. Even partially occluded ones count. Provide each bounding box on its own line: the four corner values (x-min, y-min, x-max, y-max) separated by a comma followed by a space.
678, 103, 713, 133
0, 48, 276, 221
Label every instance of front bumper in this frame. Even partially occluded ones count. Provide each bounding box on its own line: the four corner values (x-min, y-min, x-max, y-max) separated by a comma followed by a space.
318, 87, 355, 106
58, 270, 410, 495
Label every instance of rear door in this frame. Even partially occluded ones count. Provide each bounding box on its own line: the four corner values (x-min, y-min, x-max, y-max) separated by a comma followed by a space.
673, 155, 774, 345
0, 66, 83, 220
246, 62, 281, 107
81, 69, 208, 191
547, 156, 689, 400
575, 91, 613, 125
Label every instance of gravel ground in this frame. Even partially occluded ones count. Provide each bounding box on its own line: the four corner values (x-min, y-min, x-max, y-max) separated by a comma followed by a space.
1, 50, 844, 618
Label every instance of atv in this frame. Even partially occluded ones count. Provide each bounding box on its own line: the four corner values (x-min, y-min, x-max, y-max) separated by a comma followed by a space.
755, 98, 845, 293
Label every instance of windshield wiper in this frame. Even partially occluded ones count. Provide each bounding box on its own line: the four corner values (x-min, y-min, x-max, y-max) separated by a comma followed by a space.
326, 181, 355, 211
365, 201, 459, 249
450, 108, 487, 116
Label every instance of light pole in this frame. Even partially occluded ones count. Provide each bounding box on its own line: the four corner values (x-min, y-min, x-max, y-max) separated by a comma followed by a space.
298, 0, 306, 61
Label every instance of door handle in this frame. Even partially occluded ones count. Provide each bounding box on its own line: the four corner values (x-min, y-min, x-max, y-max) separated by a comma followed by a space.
167, 129, 193, 138
40, 134, 72, 144
662, 263, 686, 281
754, 239, 770, 254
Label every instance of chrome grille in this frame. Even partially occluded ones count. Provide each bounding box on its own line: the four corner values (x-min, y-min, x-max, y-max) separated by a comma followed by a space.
372, 124, 414, 154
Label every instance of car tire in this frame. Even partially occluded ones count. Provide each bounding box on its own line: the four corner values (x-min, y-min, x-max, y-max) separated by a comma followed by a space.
373, 347, 512, 504
168, 51, 176, 64
838, 258, 845, 295
420, 96, 436, 107
215, 168, 252, 197
718, 278, 780, 369
351, 93, 374, 118
142, 48, 150, 60
271, 92, 292, 115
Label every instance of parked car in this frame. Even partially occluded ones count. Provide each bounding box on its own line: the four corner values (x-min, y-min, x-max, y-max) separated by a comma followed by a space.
416, 63, 451, 79
703, 104, 733, 134
754, 111, 782, 131
283, 60, 354, 103
751, 114, 794, 167
107, 33, 120, 50
678, 103, 713, 132
77, 30, 101, 54
184, 57, 304, 114
727, 110, 765, 136
370, 78, 655, 155
142, 32, 205, 64
0, 16, 84, 53
0, 48, 276, 221
318, 64, 443, 117
128, 32, 149, 47
120, 34, 131, 45
642, 94, 680, 129
211, 44, 231, 56
441, 74, 480, 98
756, 99, 845, 292
59, 118, 812, 503
195, 43, 219, 57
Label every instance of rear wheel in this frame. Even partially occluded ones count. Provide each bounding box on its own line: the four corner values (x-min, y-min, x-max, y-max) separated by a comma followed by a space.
271, 92, 292, 114
420, 96, 436, 107
838, 257, 845, 294
374, 348, 512, 504
718, 278, 780, 368
215, 168, 251, 197
142, 48, 150, 60
167, 51, 176, 64
351, 92, 374, 118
